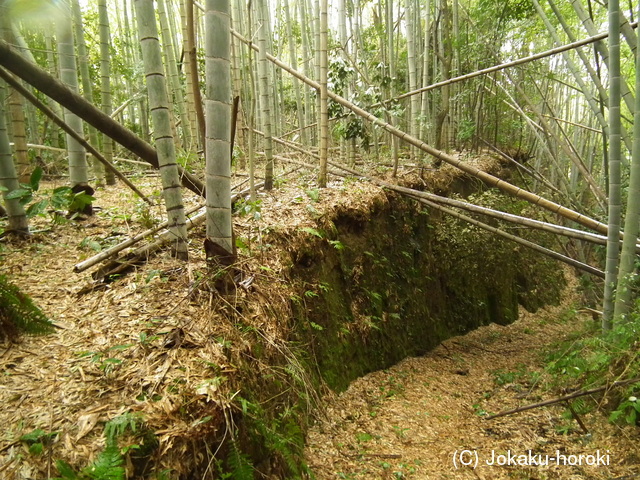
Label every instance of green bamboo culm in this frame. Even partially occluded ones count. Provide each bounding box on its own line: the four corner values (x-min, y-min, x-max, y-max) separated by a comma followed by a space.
0, 274, 54, 340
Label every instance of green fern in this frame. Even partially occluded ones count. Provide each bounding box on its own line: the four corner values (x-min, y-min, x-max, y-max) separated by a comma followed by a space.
52, 413, 143, 480
0, 274, 54, 340
104, 412, 141, 441
227, 440, 254, 480
82, 443, 124, 480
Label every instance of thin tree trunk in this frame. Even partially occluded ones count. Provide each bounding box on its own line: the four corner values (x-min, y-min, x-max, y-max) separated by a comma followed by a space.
318, 0, 328, 187
158, 0, 192, 150
205, 0, 233, 255
0, 79, 28, 235
186, 0, 206, 149
603, 0, 622, 330
55, 4, 92, 212
72, 0, 105, 187
257, 0, 274, 189
613, 1, 640, 320
181, 0, 200, 150
98, 0, 116, 186
134, 0, 190, 259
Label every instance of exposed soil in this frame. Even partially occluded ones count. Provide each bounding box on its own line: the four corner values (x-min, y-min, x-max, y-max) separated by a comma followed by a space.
304, 278, 639, 479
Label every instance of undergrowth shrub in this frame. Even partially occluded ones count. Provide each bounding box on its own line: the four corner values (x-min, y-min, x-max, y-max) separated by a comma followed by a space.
546, 308, 640, 426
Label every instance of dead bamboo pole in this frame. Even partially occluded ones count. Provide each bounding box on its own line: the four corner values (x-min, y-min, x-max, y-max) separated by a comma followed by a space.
0, 67, 153, 205
89, 183, 264, 282
279, 157, 616, 272
230, 29, 610, 235
419, 197, 604, 278
392, 21, 638, 103
73, 202, 205, 273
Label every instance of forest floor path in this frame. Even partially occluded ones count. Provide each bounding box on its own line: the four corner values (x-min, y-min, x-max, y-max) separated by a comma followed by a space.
304, 278, 639, 480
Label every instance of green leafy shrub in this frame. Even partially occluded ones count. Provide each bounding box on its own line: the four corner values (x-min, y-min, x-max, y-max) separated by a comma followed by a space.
546, 309, 640, 426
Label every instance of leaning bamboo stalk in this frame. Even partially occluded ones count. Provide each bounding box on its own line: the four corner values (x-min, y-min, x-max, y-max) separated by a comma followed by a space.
276, 155, 605, 278
230, 29, 609, 235
0, 67, 153, 205
111, 93, 144, 119
402, 191, 624, 250
10, 143, 150, 167
278, 154, 629, 251
419, 197, 605, 278
0, 41, 206, 197
392, 21, 638, 103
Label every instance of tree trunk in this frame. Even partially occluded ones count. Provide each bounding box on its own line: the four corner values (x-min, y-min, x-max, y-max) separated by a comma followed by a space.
0, 79, 28, 235
0, 39, 206, 197
55, 4, 92, 214
603, 0, 622, 330
257, 0, 274, 190
204, 0, 233, 256
613, 1, 640, 321
318, 0, 328, 187
98, 0, 116, 186
134, 0, 190, 260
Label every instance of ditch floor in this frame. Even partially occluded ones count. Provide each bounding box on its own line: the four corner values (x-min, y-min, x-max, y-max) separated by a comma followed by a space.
304, 279, 640, 480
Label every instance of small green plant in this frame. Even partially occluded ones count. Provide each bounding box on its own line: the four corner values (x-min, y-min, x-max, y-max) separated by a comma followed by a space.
234, 198, 262, 220
79, 237, 103, 252
299, 226, 323, 238
328, 239, 345, 250
135, 202, 158, 229
53, 412, 146, 480
392, 426, 409, 439
609, 395, 640, 425
4, 167, 94, 221
0, 274, 55, 341
305, 188, 320, 202
20, 428, 58, 455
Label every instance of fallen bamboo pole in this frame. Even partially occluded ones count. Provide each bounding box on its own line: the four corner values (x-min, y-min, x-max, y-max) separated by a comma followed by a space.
230, 29, 610, 236
88, 183, 263, 282
73, 202, 205, 273
0, 67, 153, 205
418, 197, 605, 278
486, 377, 640, 420
276, 156, 607, 277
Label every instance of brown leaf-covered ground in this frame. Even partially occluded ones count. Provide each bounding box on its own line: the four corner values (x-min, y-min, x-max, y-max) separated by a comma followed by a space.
1, 159, 637, 479
305, 277, 639, 479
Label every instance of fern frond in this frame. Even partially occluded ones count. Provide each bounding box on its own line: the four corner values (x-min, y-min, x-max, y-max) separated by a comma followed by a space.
227, 440, 254, 480
82, 443, 124, 480
0, 274, 54, 340
104, 412, 141, 444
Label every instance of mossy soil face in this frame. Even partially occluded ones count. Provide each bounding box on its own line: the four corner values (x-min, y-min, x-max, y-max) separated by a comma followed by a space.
286, 190, 565, 392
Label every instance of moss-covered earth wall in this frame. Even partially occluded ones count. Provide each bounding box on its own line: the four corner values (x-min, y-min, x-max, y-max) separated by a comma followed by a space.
287, 189, 565, 391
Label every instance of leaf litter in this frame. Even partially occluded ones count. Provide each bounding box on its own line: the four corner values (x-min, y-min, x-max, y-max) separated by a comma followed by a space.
304, 273, 639, 479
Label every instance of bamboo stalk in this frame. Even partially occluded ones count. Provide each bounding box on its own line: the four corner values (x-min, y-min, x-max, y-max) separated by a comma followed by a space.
0, 67, 153, 205
230, 29, 610, 235
392, 21, 638, 104
419, 197, 604, 278
73, 202, 205, 273
272, 156, 616, 277
0, 40, 206, 197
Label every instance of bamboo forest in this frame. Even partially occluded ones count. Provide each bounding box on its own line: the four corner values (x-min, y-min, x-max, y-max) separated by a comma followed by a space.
1, 0, 640, 478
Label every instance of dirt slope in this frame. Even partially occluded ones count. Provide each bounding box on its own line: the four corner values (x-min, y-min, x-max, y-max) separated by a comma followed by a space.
305, 282, 639, 479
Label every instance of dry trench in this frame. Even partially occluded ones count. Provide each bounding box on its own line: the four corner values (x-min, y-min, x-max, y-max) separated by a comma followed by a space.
302, 290, 638, 480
